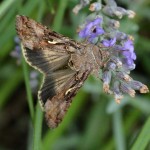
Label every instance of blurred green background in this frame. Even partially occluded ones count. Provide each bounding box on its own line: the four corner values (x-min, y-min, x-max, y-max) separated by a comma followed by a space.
0, 0, 150, 150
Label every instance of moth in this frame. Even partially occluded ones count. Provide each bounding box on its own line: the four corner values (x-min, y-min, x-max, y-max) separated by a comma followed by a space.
16, 15, 109, 128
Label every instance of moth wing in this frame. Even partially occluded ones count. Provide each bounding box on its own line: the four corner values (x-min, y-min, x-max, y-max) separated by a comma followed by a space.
44, 69, 91, 128
38, 68, 76, 106
22, 47, 70, 74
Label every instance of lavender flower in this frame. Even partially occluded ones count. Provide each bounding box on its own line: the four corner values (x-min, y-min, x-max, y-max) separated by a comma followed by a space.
89, 2, 101, 11
115, 31, 127, 40
79, 18, 104, 42
30, 71, 39, 93
112, 81, 123, 104
11, 36, 21, 64
102, 37, 116, 47
74, 0, 149, 103
11, 45, 21, 59
102, 71, 112, 93
119, 39, 136, 68
102, 0, 135, 19
73, 0, 93, 14
122, 39, 136, 59
107, 62, 116, 70
120, 82, 136, 97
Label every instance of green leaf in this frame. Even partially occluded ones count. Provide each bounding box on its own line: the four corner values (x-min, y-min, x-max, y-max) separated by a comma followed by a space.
131, 117, 150, 150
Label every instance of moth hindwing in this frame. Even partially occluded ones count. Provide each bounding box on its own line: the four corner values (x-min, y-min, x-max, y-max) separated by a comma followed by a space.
16, 15, 104, 128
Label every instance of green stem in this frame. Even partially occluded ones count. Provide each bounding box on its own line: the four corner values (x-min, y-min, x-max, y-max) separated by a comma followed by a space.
52, 0, 68, 31
113, 109, 126, 150
33, 103, 43, 150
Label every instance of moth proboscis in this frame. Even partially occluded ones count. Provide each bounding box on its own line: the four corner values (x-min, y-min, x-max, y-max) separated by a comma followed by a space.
16, 15, 109, 128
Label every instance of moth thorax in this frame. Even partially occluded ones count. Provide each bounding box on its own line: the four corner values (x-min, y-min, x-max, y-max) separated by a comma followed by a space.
68, 54, 82, 71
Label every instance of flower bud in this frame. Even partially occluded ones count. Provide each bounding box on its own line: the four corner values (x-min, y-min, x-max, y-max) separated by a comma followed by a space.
111, 20, 120, 28
89, 2, 101, 11
130, 80, 149, 93
107, 19, 120, 29
116, 72, 132, 81
104, 0, 117, 7
111, 57, 122, 68
72, 4, 82, 14
140, 85, 149, 93
102, 6, 115, 17
102, 71, 111, 93
107, 62, 116, 70
114, 10, 123, 19
127, 10, 136, 18
115, 94, 124, 104
120, 82, 135, 97
114, 7, 126, 19
115, 32, 127, 40
112, 81, 123, 103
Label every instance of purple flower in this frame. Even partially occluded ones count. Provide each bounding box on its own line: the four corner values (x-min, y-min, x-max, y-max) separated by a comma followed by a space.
122, 58, 135, 70
79, 17, 104, 42
11, 36, 22, 65
125, 40, 136, 59
102, 37, 116, 47
11, 45, 21, 58
119, 39, 136, 68
14, 36, 20, 44
121, 39, 136, 59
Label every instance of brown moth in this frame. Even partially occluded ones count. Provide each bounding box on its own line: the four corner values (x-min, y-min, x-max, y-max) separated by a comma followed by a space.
16, 15, 109, 128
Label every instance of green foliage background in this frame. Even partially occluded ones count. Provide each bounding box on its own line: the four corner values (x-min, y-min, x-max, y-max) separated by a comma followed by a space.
0, 0, 150, 150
